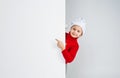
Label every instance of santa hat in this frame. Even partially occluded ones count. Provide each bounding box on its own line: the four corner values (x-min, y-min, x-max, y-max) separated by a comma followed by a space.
69, 17, 86, 35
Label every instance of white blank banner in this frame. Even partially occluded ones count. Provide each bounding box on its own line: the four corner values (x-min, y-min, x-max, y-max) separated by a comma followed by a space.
0, 0, 65, 78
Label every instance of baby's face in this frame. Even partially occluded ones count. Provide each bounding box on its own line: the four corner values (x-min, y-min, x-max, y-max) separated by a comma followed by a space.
70, 25, 83, 38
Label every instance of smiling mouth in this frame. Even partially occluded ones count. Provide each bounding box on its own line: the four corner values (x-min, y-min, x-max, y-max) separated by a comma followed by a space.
72, 33, 76, 36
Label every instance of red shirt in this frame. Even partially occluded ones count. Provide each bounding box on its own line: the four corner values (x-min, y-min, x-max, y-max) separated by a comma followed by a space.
62, 32, 79, 64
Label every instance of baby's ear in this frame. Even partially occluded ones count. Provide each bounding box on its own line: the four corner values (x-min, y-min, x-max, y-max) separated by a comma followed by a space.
81, 32, 83, 36
79, 34, 83, 38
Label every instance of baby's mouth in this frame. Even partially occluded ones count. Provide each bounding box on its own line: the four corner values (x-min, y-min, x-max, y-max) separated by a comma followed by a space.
72, 33, 76, 36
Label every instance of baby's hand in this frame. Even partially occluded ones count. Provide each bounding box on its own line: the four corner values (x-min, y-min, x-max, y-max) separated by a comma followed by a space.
55, 39, 65, 51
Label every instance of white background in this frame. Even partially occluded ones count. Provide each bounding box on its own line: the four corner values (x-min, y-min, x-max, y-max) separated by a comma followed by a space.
0, 0, 65, 78
66, 0, 120, 78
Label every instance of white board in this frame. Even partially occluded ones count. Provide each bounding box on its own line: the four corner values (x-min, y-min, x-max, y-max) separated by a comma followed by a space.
0, 0, 65, 78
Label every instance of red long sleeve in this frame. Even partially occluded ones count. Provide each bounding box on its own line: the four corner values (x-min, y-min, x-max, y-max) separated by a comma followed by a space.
62, 33, 79, 64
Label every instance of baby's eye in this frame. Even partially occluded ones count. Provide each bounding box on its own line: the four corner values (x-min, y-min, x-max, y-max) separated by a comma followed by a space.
77, 30, 80, 32
73, 28, 76, 30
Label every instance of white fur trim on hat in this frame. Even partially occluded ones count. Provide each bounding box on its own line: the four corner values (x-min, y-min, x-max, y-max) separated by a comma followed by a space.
70, 17, 86, 35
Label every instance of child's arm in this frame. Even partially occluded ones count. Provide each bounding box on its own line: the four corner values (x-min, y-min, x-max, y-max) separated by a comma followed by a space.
62, 45, 79, 63
56, 39, 79, 63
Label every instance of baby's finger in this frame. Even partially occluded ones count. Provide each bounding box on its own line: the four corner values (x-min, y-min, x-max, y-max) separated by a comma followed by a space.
55, 39, 59, 42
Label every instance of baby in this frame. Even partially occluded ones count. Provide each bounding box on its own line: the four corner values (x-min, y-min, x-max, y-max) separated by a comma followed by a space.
56, 17, 86, 64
